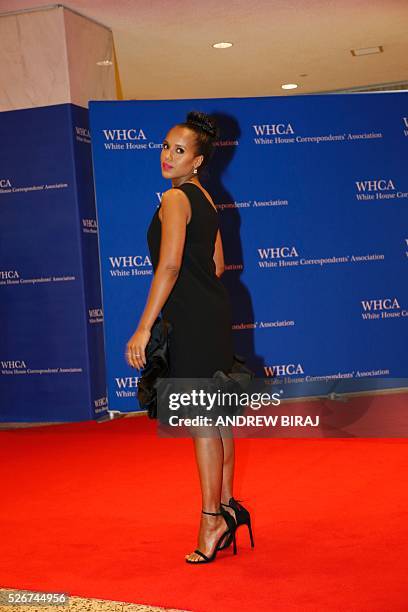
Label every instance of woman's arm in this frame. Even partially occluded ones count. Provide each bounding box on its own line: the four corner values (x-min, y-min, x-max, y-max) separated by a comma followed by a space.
125, 189, 190, 369
213, 229, 225, 277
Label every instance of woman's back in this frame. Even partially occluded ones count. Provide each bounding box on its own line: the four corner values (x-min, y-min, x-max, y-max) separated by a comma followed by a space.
147, 181, 234, 377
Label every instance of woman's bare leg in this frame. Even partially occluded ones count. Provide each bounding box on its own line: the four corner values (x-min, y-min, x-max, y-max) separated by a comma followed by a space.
220, 426, 236, 519
220, 429, 235, 501
185, 429, 230, 562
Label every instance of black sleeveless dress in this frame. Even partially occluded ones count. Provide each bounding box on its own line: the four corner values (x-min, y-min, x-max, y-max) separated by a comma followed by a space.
147, 182, 234, 378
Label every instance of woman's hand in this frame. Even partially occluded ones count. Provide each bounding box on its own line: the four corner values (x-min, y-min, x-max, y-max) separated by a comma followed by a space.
125, 327, 151, 370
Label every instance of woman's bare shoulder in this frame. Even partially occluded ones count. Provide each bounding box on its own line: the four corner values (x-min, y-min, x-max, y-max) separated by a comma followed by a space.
162, 187, 189, 199
158, 188, 191, 222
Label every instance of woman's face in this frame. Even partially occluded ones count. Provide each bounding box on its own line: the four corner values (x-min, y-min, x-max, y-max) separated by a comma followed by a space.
161, 126, 203, 181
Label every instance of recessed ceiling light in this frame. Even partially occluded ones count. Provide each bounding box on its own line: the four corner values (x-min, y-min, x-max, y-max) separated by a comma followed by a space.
281, 83, 298, 90
351, 46, 383, 56
96, 59, 113, 66
212, 42, 233, 49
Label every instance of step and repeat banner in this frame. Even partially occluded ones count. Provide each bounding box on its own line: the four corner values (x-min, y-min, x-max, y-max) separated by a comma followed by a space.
89, 92, 408, 413
0, 103, 108, 422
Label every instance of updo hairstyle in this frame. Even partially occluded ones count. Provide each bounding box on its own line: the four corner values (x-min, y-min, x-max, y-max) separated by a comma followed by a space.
177, 110, 219, 172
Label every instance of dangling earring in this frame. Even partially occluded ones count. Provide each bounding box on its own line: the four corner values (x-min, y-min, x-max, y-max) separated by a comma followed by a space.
193, 167, 198, 174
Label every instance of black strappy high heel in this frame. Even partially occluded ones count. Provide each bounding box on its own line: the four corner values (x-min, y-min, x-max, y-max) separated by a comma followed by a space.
219, 497, 255, 550
185, 508, 237, 564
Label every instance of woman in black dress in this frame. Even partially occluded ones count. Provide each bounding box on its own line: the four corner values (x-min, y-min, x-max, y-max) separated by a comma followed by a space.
125, 111, 253, 564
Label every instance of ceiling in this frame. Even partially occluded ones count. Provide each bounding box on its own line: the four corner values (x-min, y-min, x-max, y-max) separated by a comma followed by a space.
1, 0, 407, 100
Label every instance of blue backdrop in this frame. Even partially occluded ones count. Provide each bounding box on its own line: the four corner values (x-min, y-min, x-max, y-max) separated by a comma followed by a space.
89, 92, 408, 413
0, 103, 108, 422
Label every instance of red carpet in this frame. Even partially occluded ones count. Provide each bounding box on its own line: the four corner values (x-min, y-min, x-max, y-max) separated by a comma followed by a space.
1, 414, 408, 611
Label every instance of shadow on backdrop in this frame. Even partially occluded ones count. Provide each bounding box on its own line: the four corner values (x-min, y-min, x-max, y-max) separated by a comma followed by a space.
201, 112, 266, 377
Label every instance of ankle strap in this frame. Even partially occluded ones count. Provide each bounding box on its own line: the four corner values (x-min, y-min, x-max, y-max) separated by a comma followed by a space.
202, 509, 222, 516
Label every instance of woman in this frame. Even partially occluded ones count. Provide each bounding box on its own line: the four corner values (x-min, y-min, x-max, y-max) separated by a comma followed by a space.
125, 111, 253, 564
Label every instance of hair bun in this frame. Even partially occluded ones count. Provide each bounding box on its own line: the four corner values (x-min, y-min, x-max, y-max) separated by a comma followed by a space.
186, 111, 219, 140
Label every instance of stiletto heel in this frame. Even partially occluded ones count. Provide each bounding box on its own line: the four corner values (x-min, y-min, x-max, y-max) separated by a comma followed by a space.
185, 508, 238, 564
219, 497, 255, 550
247, 518, 255, 547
